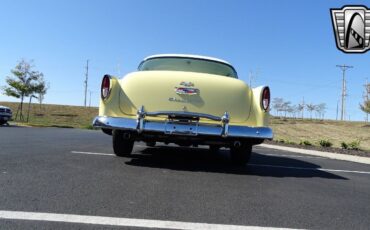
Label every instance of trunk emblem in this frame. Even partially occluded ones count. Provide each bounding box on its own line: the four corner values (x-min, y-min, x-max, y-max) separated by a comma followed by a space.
175, 87, 199, 95
175, 82, 198, 95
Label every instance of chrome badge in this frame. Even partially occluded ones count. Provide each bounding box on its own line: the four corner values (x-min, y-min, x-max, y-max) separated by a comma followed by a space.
331, 5, 370, 53
174, 81, 199, 95
175, 87, 199, 95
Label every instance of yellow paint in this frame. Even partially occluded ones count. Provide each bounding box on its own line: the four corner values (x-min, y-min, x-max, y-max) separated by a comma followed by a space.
99, 71, 270, 127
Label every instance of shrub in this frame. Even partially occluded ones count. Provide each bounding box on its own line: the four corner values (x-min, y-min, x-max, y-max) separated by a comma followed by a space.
341, 140, 361, 150
348, 140, 361, 150
319, 139, 333, 147
300, 140, 312, 146
85, 124, 94, 130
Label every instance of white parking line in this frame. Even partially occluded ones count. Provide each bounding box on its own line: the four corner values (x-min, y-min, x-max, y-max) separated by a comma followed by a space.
71, 151, 115, 156
0, 210, 297, 230
249, 164, 370, 175
260, 144, 370, 165
259, 153, 325, 159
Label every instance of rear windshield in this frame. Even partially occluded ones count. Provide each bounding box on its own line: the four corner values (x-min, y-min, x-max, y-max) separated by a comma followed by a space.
138, 57, 238, 78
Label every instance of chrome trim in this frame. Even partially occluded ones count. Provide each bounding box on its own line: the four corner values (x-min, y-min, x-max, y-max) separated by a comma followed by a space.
92, 116, 273, 140
136, 105, 145, 133
260, 86, 270, 111
168, 97, 189, 103
145, 111, 222, 121
221, 112, 230, 137
101, 74, 112, 101
174, 87, 199, 95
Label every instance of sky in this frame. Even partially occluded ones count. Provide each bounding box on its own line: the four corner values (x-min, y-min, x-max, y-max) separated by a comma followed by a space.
0, 0, 369, 121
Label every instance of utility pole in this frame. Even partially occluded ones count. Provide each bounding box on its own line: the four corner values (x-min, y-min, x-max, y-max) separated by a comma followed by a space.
364, 78, 369, 122
84, 60, 89, 107
89, 90, 92, 108
336, 64, 353, 121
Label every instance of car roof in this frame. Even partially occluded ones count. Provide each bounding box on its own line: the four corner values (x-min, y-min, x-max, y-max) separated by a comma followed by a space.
0, 105, 10, 109
143, 54, 232, 66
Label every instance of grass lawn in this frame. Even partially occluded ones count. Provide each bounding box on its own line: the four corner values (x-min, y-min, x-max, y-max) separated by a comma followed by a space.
1, 101, 369, 151
271, 117, 370, 151
0, 101, 98, 129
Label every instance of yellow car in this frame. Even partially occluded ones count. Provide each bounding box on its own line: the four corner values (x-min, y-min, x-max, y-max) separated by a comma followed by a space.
93, 54, 273, 164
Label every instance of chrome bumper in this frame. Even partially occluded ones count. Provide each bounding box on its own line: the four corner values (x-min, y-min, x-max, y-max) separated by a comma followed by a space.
92, 113, 273, 140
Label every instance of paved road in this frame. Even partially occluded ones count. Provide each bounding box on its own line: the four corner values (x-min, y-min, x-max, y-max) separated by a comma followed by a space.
0, 126, 370, 229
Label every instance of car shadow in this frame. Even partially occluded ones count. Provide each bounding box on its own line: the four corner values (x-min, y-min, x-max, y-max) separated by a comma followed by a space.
125, 146, 347, 180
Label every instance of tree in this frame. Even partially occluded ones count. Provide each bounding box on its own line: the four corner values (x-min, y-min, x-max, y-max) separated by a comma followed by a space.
315, 103, 327, 119
34, 75, 49, 109
2, 59, 45, 120
306, 103, 316, 119
297, 103, 305, 119
289, 105, 298, 118
360, 100, 370, 113
281, 101, 291, 118
360, 83, 370, 121
272, 98, 284, 117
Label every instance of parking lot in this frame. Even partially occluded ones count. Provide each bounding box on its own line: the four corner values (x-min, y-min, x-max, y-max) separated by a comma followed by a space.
1, 127, 370, 229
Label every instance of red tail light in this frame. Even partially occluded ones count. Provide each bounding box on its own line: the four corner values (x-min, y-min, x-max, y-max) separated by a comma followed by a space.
261, 87, 270, 111
101, 75, 111, 100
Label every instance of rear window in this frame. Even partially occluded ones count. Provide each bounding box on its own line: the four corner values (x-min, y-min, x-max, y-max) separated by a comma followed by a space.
138, 57, 238, 78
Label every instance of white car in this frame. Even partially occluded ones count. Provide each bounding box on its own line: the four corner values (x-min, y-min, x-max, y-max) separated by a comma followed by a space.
0, 105, 12, 126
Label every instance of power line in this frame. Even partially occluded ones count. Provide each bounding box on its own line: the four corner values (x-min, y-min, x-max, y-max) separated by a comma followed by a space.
84, 60, 89, 107
336, 64, 353, 121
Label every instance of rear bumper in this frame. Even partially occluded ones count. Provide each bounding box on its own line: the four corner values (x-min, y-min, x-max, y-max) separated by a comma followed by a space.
92, 116, 273, 140
0, 115, 11, 121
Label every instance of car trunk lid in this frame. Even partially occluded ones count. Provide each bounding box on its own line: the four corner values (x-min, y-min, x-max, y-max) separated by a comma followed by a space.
119, 71, 252, 123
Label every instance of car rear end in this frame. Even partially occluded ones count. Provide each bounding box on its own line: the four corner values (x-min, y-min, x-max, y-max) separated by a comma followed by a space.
93, 54, 273, 165
0, 106, 12, 125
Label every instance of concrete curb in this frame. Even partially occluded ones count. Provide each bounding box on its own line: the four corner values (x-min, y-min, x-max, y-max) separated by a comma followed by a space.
259, 144, 370, 165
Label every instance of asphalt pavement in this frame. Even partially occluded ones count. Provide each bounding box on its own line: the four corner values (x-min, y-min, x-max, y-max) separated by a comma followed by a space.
0, 126, 370, 229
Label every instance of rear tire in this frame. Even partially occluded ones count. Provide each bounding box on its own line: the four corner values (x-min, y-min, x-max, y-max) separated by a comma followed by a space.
0, 121, 6, 126
230, 142, 252, 166
112, 130, 134, 157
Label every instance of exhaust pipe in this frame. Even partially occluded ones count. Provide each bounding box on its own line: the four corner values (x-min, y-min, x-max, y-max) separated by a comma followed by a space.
233, 141, 241, 148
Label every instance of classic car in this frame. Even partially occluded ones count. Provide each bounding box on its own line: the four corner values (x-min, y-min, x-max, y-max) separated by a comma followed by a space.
0, 105, 12, 126
93, 54, 273, 164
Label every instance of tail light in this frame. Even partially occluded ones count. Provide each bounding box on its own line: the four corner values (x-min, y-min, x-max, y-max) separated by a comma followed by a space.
261, 87, 270, 111
101, 75, 111, 100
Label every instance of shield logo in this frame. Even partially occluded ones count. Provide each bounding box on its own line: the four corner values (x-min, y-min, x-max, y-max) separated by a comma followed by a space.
331, 5, 370, 53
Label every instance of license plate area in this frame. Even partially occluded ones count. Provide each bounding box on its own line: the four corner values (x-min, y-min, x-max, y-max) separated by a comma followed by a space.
164, 120, 198, 136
